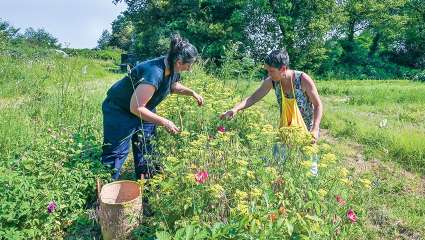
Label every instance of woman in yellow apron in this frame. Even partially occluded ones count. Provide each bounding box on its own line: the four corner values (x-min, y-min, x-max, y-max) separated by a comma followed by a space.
220, 49, 323, 158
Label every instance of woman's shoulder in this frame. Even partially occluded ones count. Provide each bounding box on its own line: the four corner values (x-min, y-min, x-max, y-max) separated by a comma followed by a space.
135, 57, 165, 78
263, 76, 277, 89
295, 70, 317, 92
137, 56, 165, 70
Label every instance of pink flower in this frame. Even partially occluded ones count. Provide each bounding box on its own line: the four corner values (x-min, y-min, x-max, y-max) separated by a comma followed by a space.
47, 201, 57, 214
336, 195, 346, 206
347, 209, 357, 223
195, 170, 209, 184
217, 126, 226, 133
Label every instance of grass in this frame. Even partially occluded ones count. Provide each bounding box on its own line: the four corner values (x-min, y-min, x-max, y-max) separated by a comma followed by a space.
323, 134, 425, 239
318, 80, 425, 174
1, 45, 424, 239
0, 49, 121, 156
0, 44, 123, 238
222, 76, 425, 238
318, 79, 425, 238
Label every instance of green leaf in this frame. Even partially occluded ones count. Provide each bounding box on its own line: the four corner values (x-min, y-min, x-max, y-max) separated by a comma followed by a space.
276, 218, 284, 228
286, 220, 294, 236
175, 228, 186, 239
185, 225, 194, 240
305, 214, 323, 223
194, 229, 209, 240
156, 231, 172, 240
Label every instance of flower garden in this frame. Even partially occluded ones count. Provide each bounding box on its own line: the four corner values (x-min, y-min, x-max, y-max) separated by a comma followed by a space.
1, 51, 422, 239
132, 69, 373, 239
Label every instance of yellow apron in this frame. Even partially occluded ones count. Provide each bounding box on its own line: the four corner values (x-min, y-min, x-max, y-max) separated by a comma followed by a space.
279, 76, 308, 132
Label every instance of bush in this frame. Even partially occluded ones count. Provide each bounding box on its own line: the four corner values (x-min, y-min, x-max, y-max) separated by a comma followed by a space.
216, 42, 264, 81
132, 69, 371, 239
63, 47, 122, 64
412, 70, 425, 82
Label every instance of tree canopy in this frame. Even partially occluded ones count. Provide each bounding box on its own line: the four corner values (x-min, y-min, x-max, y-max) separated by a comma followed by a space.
109, 0, 422, 73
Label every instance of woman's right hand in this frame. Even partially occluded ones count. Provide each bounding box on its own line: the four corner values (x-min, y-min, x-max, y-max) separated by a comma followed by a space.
162, 119, 180, 134
220, 109, 237, 120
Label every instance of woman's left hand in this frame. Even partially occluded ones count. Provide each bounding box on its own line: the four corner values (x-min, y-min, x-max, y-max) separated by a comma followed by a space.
192, 92, 204, 106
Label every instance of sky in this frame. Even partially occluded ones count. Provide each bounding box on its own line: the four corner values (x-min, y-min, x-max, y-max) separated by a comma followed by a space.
0, 0, 127, 49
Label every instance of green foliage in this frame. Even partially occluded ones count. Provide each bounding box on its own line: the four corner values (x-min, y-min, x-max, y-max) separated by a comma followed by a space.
109, 14, 134, 51
130, 67, 371, 239
388, 0, 425, 68
317, 32, 418, 80
412, 70, 425, 82
216, 42, 264, 81
111, 0, 423, 79
0, 40, 123, 238
21, 27, 61, 48
118, 0, 247, 60
1, 20, 60, 50
63, 48, 122, 64
0, 18, 20, 41
0, 129, 109, 239
1, 38, 424, 239
114, 0, 338, 72
97, 29, 112, 50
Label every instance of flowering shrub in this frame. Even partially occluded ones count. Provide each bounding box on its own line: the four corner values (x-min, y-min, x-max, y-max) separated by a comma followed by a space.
0, 57, 376, 238
135, 68, 372, 239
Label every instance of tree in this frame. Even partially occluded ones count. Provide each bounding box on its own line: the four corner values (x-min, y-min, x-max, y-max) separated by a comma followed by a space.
0, 18, 20, 40
112, 0, 337, 71
265, 0, 339, 70
22, 27, 61, 48
97, 29, 112, 49
111, 0, 422, 77
109, 14, 134, 51
389, 0, 425, 68
113, 0, 247, 60
335, 0, 407, 63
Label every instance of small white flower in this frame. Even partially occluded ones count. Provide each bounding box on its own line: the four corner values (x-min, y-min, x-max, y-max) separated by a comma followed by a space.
310, 161, 318, 176
82, 65, 88, 75
379, 119, 388, 128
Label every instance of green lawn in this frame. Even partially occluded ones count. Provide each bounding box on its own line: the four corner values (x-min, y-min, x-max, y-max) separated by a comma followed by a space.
318, 80, 425, 174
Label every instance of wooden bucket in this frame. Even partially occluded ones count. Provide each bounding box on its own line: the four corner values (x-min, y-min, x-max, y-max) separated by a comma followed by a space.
97, 180, 143, 240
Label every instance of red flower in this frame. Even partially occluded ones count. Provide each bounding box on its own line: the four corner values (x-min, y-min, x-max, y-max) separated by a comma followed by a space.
336, 195, 346, 206
195, 171, 209, 184
278, 206, 286, 215
347, 209, 357, 223
217, 126, 226, 133
269, 213, 277, 222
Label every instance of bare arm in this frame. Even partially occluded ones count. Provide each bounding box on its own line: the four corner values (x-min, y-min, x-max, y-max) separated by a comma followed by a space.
171, 82, 195, 96
130, 84, 179, 133
301, 73, 323, 140
171, 82, 204, 106
221, 78, 273, 119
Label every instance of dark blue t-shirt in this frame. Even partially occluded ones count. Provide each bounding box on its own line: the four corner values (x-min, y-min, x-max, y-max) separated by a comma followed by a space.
105, 56, 180, 112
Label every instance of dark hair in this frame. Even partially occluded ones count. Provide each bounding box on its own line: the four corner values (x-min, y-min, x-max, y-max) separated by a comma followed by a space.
265, 50, 289, 69
167, 33, 198, 73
